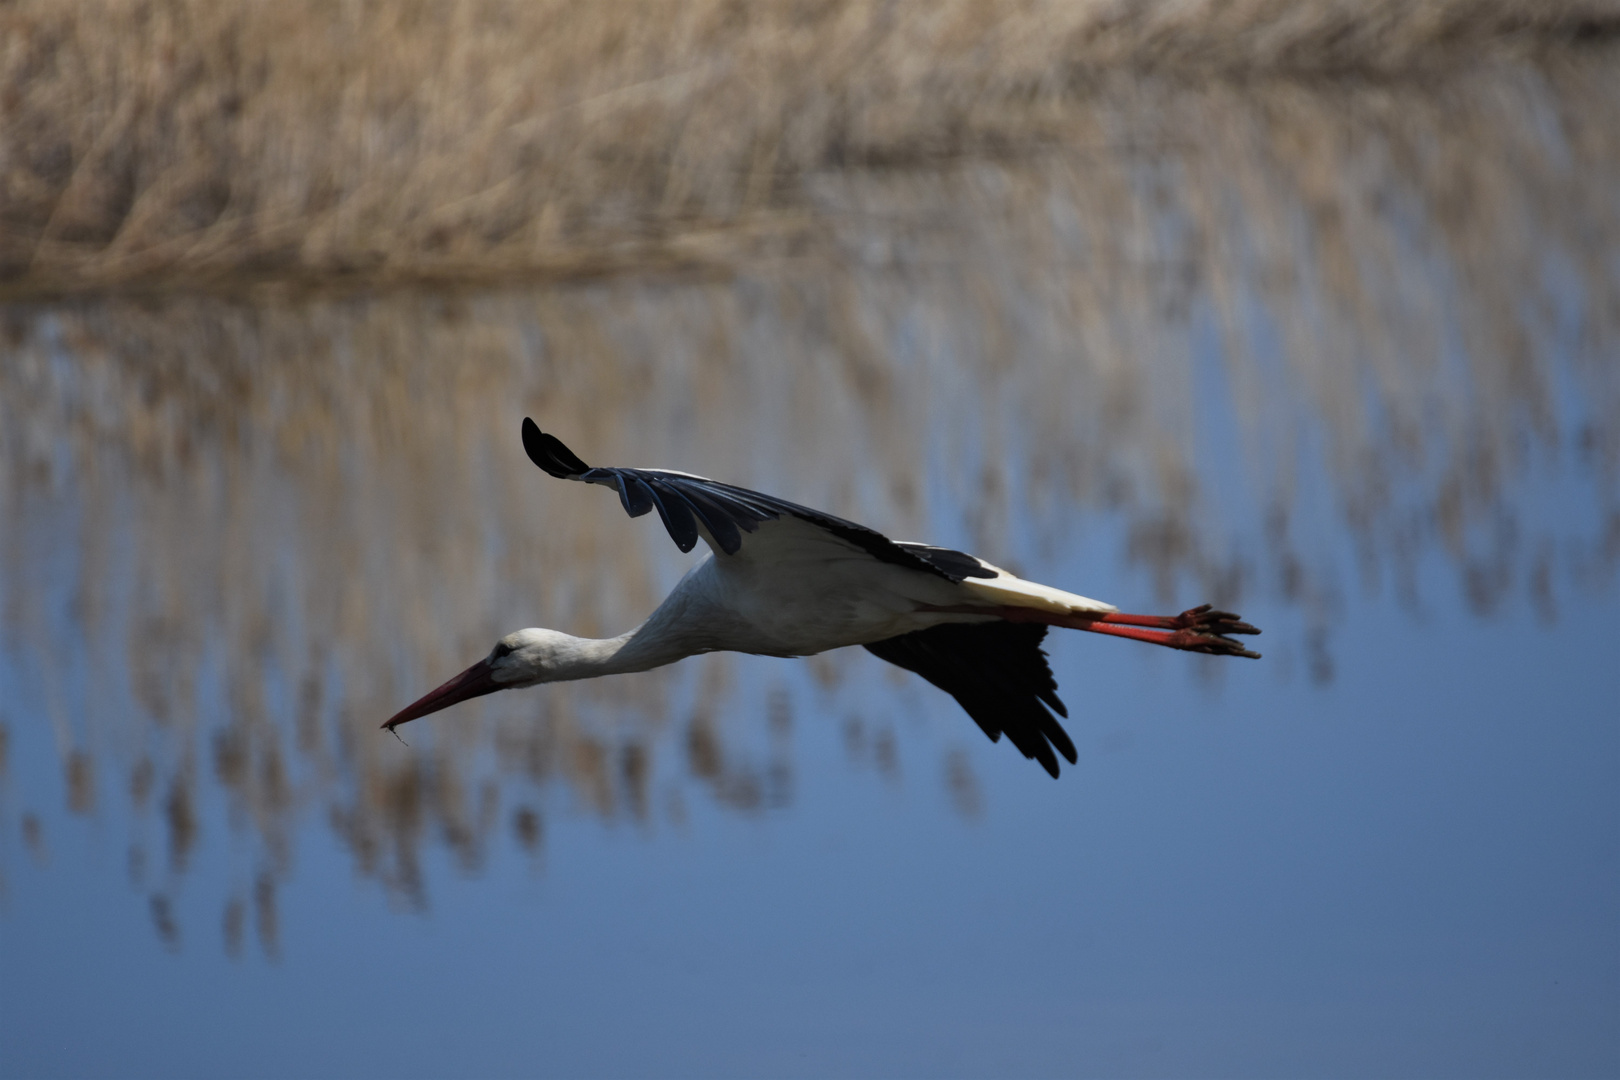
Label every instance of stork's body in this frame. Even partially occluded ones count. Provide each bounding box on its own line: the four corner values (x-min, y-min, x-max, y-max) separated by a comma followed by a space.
384, 421, 1261, 777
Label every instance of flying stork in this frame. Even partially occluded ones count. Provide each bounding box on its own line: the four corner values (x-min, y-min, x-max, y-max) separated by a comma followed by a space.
383, 420, 1261, 777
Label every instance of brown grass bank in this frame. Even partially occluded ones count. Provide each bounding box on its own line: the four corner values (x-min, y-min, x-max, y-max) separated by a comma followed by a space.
4, 0, 1619, 294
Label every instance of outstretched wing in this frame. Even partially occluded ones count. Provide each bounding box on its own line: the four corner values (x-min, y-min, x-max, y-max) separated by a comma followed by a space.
523, 419, 970, 581
864, 622, 1077, 778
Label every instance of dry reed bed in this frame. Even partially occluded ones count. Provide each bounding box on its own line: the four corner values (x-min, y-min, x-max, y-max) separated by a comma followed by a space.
4, 0, 1620, 292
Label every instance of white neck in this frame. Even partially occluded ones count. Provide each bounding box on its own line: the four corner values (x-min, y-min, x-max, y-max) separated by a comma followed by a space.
539, 624, 699, 681
504, 562, 731, 685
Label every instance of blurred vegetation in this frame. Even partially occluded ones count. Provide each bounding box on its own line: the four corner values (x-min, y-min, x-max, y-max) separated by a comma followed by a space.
4, 0, 1619, 293
2, 1, 1618, 953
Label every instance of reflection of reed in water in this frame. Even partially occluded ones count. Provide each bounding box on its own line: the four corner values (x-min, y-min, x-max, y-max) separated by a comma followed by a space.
2, 57, 1616, 950
814, 59, 1620, 624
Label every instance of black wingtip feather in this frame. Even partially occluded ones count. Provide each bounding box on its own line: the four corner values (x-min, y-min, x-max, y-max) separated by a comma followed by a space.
675, 486, 744, 555
616, 475, 656, 518
1042, 713, 1079, 765
647, 487, 701, 552
522, 418, 592, 478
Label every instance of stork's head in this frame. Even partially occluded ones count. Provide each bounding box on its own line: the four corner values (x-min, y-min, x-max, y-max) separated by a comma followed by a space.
381, 628, 576, 730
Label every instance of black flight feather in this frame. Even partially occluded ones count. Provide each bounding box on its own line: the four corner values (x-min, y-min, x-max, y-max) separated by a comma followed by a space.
648, 486, 700, 552
617, 475, 656, 518
522, 418, 591, 478
894, 543, 998, 580
678, 487, 744, 555
864, 622, 1076, 779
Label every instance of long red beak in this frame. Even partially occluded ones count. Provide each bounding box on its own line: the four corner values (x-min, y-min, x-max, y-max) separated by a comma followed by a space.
382, 657, 504, 730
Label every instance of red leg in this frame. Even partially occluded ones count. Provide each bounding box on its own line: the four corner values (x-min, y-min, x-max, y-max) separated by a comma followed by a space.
1069, 619, 1261, 658
1093, 603, 1260, 637
988, 602, 1262, 659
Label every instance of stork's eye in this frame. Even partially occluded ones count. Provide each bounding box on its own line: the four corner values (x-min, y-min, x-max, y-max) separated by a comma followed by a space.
492, 642, 514, 660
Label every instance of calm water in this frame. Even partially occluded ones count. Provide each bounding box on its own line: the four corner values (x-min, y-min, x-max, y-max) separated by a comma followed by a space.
2, 61, 1618, 1078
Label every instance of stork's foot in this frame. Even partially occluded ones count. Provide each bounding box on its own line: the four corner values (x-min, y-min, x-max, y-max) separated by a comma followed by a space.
1086, 603, 1263, 658
1161, 624, 1263, 659
1172, 604, 1262, 639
